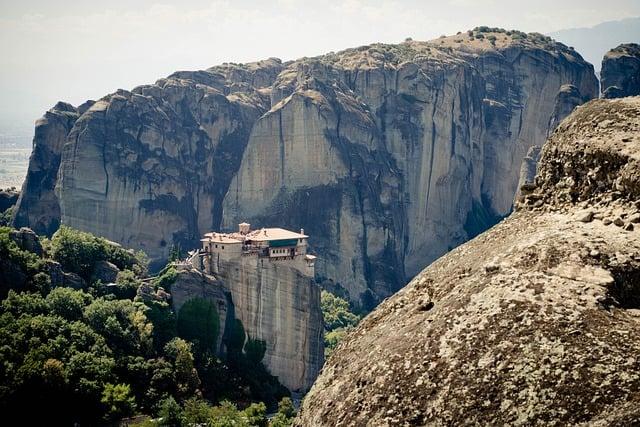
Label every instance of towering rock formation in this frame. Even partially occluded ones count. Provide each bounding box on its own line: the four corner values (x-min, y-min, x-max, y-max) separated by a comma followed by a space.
169, 261, 323, 393
15, 29, 597, 303
296, 97, 640, 426
601, 43, 640, 99
54, 59, 283, 268
223, 30, 598, 304
13, 102, 84, 235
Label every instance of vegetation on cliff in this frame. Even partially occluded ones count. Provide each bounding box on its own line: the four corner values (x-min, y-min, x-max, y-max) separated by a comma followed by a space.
320, 290, 360, 357
0, 224, 294, 425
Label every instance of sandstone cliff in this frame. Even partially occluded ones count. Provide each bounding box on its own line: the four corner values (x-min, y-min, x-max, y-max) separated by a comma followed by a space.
223, 30, 598, 305
15, 29, 597, 304
170, 261, 323, 393
13, 101, 83, 235
601, 43, 640, 99
296, 97, 640, 426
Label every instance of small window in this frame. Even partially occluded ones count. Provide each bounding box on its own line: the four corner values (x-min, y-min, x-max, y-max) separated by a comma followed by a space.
222, 246, 225, 250
215, 244, 218, 248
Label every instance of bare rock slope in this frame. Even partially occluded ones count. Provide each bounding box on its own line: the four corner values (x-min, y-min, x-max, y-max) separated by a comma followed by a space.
15, 29, 597, 304
296, 97, 640, 426
601, 43, 640, 99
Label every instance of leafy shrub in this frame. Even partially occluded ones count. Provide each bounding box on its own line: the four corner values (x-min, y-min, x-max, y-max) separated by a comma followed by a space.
101, 383, 136, 421
51, 226, 144, 282
154, 265, 178, 291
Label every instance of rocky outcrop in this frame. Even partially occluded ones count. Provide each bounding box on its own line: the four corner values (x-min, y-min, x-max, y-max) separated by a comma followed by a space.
0, 189, 19, 213
90, 260, 120, 284
223, 31, 598, 305
601, 43, 640, 99
52, 59, 283, 269
13, 102, 83, 235
9, 227, 42, 256
169, 267, 230, 354
215, 256, 323, 392
296, 97, 640, 426
170, 262, 323, 393
16, 30, 597, 304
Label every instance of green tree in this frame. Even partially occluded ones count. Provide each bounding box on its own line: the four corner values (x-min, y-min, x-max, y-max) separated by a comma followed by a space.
209, 400, 246, 427
182, 397, 211, 425
277, 397, 295, 418
177, 298, 219, 354
269, 397, 296, 427
101, 383, 136, 421
320, 291, 359, 330
51, 225, 106, 280
244, 338, 266, 366
164, 338, 201, 399
157, 396, 183, 427
145, 300, 177, 352
243, 402, 267, 427
113, 269, 141, 299
46, 287, 93, 321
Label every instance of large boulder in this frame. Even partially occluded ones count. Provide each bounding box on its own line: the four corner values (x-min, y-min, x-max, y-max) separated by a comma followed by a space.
9, 227, 42, 256
0, 189, 19, 213
296, 97, 640, 426
90, 260, 120, 284
601, 43, 640, 99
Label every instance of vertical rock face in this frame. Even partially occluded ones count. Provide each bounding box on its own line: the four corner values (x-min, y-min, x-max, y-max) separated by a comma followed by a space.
16, 30, 597, 304
170, 261, 323, 393
54, 60, 282, 268
223, 31, 598, 305
13, 102, 82, 235
296, 97, 640, 426
601, 43, 640, 99
169, 267, 230, 355
215, 256, 324, 392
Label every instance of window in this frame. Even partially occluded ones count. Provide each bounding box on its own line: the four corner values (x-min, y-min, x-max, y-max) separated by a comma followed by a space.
222, 246, 225, 250
215, 244, 218, 248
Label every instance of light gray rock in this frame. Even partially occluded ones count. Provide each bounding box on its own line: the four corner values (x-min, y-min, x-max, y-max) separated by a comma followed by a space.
18, 30, 598, 305
170, 260, 324, 393
13, 102, 82, 235
9, 227, 43, 256
223, 32, 598, 305
296, 96, 640, 427
601, 43, 640, 99
90, 260, 120, 284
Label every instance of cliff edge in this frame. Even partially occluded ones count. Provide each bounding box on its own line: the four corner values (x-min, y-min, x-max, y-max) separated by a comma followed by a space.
296, 97, 640, 426
601, 43, 640, 99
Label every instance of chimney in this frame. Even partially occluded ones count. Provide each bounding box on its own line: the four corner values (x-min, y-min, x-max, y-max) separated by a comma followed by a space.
300, 228, 304, 235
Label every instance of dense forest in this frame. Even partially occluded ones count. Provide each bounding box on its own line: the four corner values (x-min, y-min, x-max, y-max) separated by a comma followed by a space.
0, 182, 364, 425
0, 222, 298, 425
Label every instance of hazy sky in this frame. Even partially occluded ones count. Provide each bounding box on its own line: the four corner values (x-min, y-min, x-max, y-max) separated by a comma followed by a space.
1, 0, 639, 133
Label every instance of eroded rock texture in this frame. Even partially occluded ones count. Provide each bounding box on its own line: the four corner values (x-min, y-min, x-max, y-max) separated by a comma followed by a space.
296, 97, 640, 426
13, 102, 82, 235
16, 31, 597, 303
170, 261, 323, 393
601, 43, 640, 99
223, 32, 597, 304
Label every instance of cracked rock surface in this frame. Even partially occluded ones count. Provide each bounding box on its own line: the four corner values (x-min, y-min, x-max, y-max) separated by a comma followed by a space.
296, 97, 640, 426
15, 31, 597, 302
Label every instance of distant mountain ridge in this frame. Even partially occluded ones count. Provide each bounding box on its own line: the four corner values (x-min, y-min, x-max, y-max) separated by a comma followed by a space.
550, 17, 640, 73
